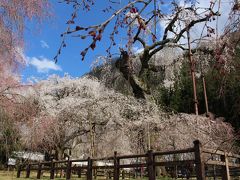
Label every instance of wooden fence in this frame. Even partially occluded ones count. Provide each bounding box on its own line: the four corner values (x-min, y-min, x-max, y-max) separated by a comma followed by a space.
16, 140, 240, 180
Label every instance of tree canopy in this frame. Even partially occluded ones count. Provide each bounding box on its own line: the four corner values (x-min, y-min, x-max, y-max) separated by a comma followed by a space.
55, 0, 240, 101
0, 0, 50, 164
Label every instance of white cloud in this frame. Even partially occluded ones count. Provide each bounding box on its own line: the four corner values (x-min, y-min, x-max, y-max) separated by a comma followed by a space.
18, 48, 61, 73
40, 40, 50, 49
132, 46, 144, 54
26, 76, 43, 84
28, 57, 62, 73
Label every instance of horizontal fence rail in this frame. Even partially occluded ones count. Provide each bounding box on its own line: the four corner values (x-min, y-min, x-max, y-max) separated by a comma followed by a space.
16, 140, 240, 180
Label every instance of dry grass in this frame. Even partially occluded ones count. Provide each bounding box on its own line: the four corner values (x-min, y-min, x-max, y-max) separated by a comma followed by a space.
0, 170, 175, 179
0, 170, 85, 180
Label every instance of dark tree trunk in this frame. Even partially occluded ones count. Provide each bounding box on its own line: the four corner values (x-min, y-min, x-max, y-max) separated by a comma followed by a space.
116, 49, 146, 99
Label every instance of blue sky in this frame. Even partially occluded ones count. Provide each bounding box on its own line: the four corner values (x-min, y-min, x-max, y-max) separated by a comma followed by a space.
21, 0, 230, 83
22, 0, 177, 82
22, 1, 112, 82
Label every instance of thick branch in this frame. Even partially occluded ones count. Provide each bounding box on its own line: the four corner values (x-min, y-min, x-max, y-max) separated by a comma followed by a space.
149, 38, 172, 57
174, 14, 217, 43
135, 37, 146, 47
162, 11, 181, 40
133, 14, 155, 48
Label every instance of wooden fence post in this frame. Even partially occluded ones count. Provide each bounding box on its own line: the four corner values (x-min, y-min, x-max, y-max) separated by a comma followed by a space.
194, 140, 205, 180
122, 170, 125, 180
37, 163, 42, 179
77, 167, 81, 178
147, 150, 155, 180
66, 160, 72, 180
87, 157, 93, 180
213, 164, 217, 180
221, 153, 230, 180
50, 160, 55, 180
114, 151, 120, 180
17, 164, 22, 178
108, 171, 112, 179
26, 164, 31, 178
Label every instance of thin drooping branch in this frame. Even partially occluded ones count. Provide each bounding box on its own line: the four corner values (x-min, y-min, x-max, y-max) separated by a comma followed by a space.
149, 11, 219, 57
57, 1, 225, 99
55, 0, 151, 61
162, 10, 181, 40
133, 14, 156, 47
